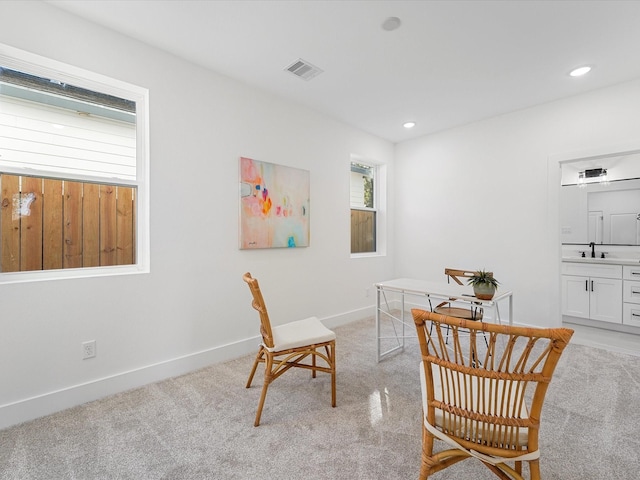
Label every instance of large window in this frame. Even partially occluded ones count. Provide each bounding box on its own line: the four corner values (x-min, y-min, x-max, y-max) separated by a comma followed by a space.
0, 44, 149, 283
350, 161, 377, 254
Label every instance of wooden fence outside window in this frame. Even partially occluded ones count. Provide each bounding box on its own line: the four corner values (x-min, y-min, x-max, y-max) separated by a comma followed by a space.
351, 209, 376, 254
0, 174, 136, 272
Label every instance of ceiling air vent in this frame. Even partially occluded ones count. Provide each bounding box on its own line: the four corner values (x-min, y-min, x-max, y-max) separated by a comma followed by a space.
284, 59, 323, 81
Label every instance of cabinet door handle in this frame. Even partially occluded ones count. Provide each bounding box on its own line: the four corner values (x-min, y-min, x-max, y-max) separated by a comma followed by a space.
591, 280, 594, 292
633, 313, 640, 317
632, 272, 640, 275
632, 289, 640, 295
585, 280, 588, 291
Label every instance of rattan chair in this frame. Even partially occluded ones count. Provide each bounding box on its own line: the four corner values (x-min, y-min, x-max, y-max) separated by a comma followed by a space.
243, 272, 336, 426
412, 309, 573, 480
433, 268, 488, 320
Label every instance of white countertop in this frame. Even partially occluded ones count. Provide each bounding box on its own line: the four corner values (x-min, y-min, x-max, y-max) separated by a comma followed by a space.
562, 257, 640, 265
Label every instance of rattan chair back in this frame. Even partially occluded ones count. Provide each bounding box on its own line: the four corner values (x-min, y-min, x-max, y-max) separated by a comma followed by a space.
412, 309, 573, 480
243, 272, 274, 348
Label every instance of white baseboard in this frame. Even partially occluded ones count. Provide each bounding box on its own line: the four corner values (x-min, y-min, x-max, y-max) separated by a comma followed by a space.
322, 305, 375, 329
0, 306, 373, 431
0, 335, 260, 431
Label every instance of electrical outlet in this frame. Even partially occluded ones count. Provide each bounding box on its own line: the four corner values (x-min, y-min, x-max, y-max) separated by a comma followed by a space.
82, 340, 96, 359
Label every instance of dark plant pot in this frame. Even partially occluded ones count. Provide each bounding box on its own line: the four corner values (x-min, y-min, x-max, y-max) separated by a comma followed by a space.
473, 283, 496, 300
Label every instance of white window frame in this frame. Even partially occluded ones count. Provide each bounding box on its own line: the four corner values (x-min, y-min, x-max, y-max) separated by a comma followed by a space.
350, 155, 386, 257
0, 43, 150, 284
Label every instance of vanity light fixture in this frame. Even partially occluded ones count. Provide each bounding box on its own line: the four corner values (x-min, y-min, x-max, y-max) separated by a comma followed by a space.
403, 121, 416, 129
597, 169, 608, 184
578, 168, 607, 187
569, 65, 592, 77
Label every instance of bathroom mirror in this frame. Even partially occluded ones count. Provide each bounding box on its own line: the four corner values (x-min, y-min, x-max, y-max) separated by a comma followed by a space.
560, 150, 640, 245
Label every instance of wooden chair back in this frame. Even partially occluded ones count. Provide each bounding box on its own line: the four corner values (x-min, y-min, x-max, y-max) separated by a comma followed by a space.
412, 309, 573, 479
435, 269, 492, 320
444, 268, 492, 286
242, 272, 274, 349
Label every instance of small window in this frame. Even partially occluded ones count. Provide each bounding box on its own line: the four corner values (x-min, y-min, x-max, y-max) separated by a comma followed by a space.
0, 44, 149, 283
350, 162, 376, 254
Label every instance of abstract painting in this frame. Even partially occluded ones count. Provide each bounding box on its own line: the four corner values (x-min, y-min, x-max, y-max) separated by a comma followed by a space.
239, 157, 310, 249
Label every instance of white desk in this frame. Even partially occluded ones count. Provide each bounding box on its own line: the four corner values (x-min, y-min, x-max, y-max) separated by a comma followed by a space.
375, 278, 513, 362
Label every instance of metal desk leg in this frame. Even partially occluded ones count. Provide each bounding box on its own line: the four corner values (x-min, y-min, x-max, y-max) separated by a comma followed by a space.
509, 295, 513, 325
401, 291, 406, 351
376, 286, 381, 362
376, 286, 408, 362
492, 293, 514, 326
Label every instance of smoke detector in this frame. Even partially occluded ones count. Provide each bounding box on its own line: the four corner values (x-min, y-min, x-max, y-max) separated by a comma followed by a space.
284, 59, 323, 81
382, 17, 402, 31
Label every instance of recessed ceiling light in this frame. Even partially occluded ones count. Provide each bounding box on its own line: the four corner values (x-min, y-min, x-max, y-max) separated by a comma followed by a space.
569, 65, 592, 77
403, 121, 416, 129
382, 17, 402, 31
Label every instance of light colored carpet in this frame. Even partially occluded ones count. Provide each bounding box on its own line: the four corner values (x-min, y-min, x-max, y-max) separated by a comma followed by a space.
1, 316, 639, 479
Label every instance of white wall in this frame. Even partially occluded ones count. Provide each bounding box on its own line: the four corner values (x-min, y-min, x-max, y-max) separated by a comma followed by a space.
0, 1, 395, 429
394, 78, 640, 328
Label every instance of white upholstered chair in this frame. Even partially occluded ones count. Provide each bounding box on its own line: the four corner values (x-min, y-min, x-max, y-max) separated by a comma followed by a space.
242, 272, 336, 426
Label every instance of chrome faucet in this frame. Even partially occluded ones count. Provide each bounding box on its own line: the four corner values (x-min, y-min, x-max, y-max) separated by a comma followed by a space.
589, 242, 596, 258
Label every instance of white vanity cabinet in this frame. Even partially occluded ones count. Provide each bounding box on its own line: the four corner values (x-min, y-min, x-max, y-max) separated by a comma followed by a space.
561, 262, 623, 324
623, 265, 640, 327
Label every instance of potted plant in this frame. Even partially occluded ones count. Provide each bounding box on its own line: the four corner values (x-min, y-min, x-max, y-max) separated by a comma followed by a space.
467, 269, 499, 300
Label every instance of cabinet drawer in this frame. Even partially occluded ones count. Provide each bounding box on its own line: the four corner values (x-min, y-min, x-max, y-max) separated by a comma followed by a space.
623, 280, 640, 304
561, 262, 622, 279
623, 303, 640, 327
623, 265, 640, 280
